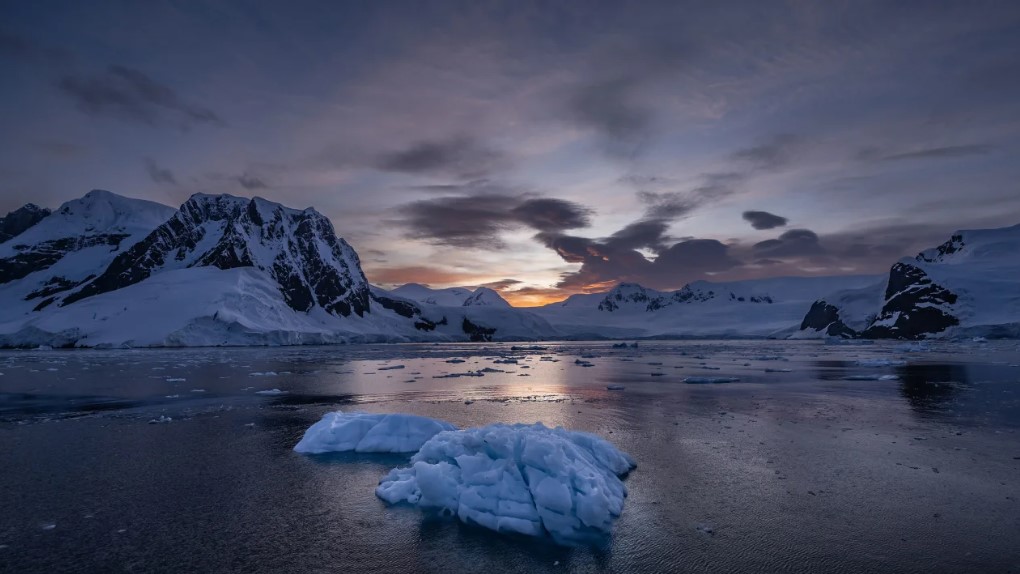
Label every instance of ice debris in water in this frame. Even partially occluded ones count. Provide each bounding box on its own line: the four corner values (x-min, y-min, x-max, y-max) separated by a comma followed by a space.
294, 412, 456, 454
844, 374, 900, 381
683, 376, 740, 384
375, 422, 636, 545
255, 388, 288, 396
854, 359, 906, 367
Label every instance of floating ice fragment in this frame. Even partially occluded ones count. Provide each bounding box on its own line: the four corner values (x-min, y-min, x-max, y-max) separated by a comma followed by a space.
148, 415, 173, 424
255, 388, 288, 396
854, 359, 906, 367
376, 422, 635, 545
844, 374, 900, 381
683, 376, 740, 384
294, 412, 456, 454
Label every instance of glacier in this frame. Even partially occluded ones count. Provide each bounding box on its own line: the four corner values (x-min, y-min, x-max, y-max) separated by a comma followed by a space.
375, 422, 636, 545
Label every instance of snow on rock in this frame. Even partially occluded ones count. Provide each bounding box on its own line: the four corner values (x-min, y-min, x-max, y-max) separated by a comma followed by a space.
294, 411, 456, 454
375, 422, 636, 545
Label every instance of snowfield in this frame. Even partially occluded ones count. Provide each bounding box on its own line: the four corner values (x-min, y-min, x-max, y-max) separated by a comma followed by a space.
375, 422, 636, 544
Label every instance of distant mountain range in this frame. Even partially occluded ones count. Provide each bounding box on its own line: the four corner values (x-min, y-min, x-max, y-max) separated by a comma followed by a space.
0, 190, 1016, 347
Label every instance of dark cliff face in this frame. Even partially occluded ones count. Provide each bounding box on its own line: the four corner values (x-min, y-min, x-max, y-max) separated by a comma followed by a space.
800, 300, 857, 338
861, 262, 959, 339
0, 204, 51, 244
917, 234, 964, 263
62, 195, 371, 317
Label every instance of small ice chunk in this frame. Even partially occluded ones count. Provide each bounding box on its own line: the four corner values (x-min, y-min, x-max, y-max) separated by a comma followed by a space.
855, 359, 906, 367
683, 376, 740, 384
148, 415, 173, 424
294, 412, 456, 454
376, 422, 635, 545
255, 388, 288, 396
844, 374, 900, 381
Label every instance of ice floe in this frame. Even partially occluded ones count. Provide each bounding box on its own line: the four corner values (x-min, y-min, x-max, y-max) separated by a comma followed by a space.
375, 422, 635, 544
294, 412, 456, 454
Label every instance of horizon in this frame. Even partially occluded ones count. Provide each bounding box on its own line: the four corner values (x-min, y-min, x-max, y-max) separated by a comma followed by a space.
1, 186, 958, 307
4, 1, 1020, 306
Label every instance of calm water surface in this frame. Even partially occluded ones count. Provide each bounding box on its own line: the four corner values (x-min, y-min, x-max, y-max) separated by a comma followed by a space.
1, 340, 1019, 573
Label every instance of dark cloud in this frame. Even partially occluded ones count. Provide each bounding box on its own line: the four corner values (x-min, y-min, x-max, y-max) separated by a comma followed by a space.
753, 229, 825, 258
143, 157, 177, 185
511, 198, 592, 232
742, 210, 788, 230
860, 144, 994, 162
605, 219, 671, 251
375, 137, 506, 179
567, 77, 649, 155
479, 278, 523, 291
237, 174, 268, 190
537, 228, 741, 291
58, 66, 223, 128
654, 239, 741, 273
395, 194, 592, 248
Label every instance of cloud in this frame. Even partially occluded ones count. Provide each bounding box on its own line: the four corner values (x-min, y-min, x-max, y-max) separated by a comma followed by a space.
731, 134, 801, 171
604, 219, 672, 251
366, 265, 480, 286
752, 228, 825, 258
510, 198, 592, 232
479, 278, 523, 291
861, 144, 994, 162
237, 174, 267, 190
375, 137, 506, 179
58, 65, 223, 128
395, 193, 592, 248
742, 210, 788, 230
536, 227, 742, 291
566, 77, 650, 155
143, 157, 177, 185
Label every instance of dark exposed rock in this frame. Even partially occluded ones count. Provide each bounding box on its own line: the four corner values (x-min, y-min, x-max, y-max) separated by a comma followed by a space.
800, 300, 857, 338
25, 275, 92, 301
462, 317, 496, 342
917, 234, 964, 263
861, 263, 959, 339
0, 204, 51, 244
372, 293, 441, 331
0, 234, 128, 285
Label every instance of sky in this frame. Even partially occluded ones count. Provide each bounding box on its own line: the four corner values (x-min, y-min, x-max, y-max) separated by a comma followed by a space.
3, 0, 1020, 305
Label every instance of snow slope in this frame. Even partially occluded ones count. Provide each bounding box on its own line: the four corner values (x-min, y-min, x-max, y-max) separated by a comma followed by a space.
390, 283, 512, 308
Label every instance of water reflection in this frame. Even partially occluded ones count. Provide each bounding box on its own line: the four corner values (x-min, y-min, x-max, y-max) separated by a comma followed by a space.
895, 363, 970, 414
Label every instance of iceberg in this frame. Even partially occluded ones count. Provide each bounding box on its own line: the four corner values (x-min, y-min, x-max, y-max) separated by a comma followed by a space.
294, 412, 456, 454
375, 422, 636, 544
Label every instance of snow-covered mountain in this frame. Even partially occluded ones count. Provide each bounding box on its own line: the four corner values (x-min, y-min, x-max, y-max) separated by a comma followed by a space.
799, 224, 1020, 339
0, 190, 176, 319
390, 283, 511, 308
533, 275, 882, 339
2, 190, 1016, 346
0, 191, 556, 347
